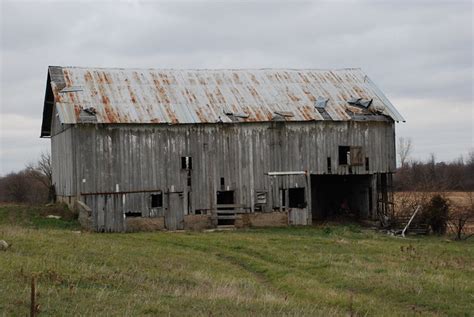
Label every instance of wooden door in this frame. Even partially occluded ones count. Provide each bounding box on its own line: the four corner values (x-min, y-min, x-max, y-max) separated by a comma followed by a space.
165, 191, 184, 230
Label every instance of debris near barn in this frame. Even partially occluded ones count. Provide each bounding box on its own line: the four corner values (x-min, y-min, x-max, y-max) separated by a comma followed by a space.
40, 66, 404, 232
0, 240, 10, 251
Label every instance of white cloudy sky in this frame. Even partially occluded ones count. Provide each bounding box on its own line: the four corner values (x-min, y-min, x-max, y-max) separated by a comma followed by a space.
0, 0, 473, 174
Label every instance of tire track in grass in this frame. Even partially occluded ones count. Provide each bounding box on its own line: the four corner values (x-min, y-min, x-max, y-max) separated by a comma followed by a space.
159, 238, 290, 301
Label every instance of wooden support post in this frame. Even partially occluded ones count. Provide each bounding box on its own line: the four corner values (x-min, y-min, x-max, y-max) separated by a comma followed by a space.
30, 276, 36, 317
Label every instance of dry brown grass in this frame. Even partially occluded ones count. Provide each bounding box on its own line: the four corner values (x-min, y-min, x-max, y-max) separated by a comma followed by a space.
394, 192, 474, 235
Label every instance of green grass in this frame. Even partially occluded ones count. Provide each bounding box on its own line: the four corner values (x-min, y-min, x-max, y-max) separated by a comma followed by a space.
0, 204, 473, 316
0, 203, 80, 230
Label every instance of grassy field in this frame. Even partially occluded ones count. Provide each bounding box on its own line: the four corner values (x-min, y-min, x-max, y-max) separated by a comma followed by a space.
0, 204, 473, 316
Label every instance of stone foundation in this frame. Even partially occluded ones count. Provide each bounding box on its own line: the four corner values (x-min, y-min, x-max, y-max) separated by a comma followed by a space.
126, 217, 165, 232
235, 211, 288, 228
184, 214, 213, 230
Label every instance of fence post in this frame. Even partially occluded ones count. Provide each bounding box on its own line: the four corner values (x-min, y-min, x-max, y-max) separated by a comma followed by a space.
30, 276, 36, 317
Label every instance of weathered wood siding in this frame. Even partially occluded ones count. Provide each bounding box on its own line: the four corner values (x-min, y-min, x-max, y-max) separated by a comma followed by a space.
51, 106, 75, 197
65, 120, 395, 231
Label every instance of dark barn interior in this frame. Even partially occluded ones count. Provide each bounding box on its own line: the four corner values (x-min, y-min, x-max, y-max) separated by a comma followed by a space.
311, 175, 372, 221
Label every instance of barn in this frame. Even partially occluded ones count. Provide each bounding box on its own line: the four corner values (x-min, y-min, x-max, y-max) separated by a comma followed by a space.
40, 66, 404, 232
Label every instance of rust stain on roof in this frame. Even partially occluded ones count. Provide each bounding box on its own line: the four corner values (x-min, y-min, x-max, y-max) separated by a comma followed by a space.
48, 67, 404, 125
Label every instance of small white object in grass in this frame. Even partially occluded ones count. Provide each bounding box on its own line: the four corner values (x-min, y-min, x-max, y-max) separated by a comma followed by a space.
0, 240, 9, 251
46, 215, 61, 219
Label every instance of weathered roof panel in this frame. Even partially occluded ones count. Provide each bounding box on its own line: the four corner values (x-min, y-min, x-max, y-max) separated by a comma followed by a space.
45, 67, 404, 126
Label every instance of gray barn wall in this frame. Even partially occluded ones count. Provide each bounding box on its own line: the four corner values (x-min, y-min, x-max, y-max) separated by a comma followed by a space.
60, 120, 395, 229
50, 105, 75, 199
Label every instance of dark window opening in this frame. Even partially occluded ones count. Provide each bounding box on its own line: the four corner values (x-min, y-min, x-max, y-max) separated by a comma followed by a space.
365, 157, 370, 171
195, 209, 202, 215
181, 156, 192, 170
288, 188, 306, 208
327, 157, 332, 173
217, 190, 234, 205
220, 177, 225, 187
338, 146, 350, 165
151, 193, 163, 208
125, 211, 141, 217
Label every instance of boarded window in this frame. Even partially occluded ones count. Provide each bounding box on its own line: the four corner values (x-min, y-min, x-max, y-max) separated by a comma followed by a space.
350, 147, 363, 166
288, 188, 306, 208
151, 193, 163, 208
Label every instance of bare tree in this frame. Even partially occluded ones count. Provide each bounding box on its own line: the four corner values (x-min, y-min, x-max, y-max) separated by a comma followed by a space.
26, 152, 55, 202
397, 137, 412, 167
448, 191, 474, 240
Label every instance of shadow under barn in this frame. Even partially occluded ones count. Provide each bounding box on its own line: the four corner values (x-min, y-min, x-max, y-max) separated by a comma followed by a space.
311, 174, 372, 221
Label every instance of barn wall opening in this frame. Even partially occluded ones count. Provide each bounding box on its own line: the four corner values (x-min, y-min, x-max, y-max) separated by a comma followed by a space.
151, 192, 163, 208
288, 188, 306, 208
311, 175, 372, 221
216, 190, 235, 226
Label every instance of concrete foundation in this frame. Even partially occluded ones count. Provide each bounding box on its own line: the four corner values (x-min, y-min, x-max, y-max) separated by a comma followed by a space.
236, 211, 288, 228
184, 214, 213, 230
125, 217, 165, 232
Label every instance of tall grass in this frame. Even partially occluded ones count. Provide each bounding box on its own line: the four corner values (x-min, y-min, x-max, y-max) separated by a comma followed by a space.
0, 205, 473, 316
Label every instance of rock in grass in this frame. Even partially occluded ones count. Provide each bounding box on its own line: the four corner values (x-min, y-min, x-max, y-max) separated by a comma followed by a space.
0, 240, 9, 251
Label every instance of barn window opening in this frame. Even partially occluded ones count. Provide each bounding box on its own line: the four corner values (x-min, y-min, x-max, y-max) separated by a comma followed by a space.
327, 157, 332, 173
339, 146, 351, 165
125, 211, 141, 217
339, 146, 363, 166
288, 188, 306, 208
151, 192, 163, 208
365, 157, 370, 171
216, 190, 235, 226
220, 177, 225, 187
181, 156, 192, 170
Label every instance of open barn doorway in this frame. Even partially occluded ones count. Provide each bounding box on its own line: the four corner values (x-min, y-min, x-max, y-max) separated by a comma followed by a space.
311, 175, 372, 221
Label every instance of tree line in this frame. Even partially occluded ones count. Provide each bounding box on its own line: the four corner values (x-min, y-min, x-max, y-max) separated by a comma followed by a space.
0, 153, 54, 204
394, 138, 474, 191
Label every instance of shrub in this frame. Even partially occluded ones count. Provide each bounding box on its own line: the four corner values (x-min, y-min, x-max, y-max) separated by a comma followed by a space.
421, 194, 450, 235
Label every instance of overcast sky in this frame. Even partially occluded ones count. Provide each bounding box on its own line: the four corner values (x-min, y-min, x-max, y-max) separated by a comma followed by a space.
0, 0, 473, 175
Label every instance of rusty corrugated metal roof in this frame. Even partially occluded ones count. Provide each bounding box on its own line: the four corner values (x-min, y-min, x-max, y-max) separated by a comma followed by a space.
47, 66, 404, 125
